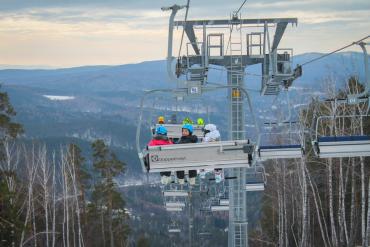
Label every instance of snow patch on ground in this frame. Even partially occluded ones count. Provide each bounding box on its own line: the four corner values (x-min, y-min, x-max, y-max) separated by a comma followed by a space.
43, 95, 75, 101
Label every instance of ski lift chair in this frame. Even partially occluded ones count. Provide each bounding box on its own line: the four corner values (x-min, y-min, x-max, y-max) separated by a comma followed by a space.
168, 222, 181, 233
257, 129, 304, 160
210, 202, 229, 212
219, 198, 229, 206
164, 189, 187, 208
163, 183, 190, 197
144, 140, 253, 173
312, 115, 370, 158
312, 42, 370, 158
245, 167, 265, 192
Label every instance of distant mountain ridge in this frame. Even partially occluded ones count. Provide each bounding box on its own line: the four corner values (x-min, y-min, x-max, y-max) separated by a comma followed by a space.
0, 52, 366, 94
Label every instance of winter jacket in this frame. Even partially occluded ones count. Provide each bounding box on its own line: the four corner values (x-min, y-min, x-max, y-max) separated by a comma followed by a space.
177, 134, 198, 144
203, 124, 221, 142
148, 135, 173, 146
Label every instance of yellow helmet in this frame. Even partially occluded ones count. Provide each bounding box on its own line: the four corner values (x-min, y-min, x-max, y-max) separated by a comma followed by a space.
158, 116, 165, 124
197, 118, 205, 126
182, 117, 193, 125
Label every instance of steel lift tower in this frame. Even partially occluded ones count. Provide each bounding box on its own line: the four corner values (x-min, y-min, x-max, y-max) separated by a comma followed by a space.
163, 5, 297, 246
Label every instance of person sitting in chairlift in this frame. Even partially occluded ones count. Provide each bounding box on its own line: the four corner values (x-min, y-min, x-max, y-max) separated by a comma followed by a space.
158, 116, 165, 124
148, 126, 173, 184
203, 124, 220, 142
177, 123, 198, 185
197, 117, 205, 126
182, 117, 194, 125
202, 124, 223, 183
178, 124, 198, 144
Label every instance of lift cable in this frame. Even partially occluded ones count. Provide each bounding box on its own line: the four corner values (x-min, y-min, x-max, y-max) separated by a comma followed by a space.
212, 35, 369, 80
177, 0, 191, 58
235, 0, 248, 15
300, 35, 369, 67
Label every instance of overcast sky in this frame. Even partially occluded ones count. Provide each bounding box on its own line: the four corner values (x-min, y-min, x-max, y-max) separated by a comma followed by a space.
0, 0, 369, 67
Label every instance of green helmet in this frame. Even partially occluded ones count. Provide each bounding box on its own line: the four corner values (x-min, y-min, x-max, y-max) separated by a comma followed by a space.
197, 118, 205, 126
182, 117, 193, 125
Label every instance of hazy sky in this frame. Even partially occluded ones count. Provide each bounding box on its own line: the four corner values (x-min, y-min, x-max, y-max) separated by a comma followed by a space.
0, 0, 369, 67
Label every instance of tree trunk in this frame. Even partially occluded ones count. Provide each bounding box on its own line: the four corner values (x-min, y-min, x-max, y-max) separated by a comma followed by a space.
328, 158, 338, 247
20, 146, 37, 247
40, 146, 50, 247
361, 156, 366, 247
52, 153, 56, 247
300, 158, 308, 247
101, 210, 106, 247
366, 178, 370, 247
305, 165, 329, 247
349, 158, 357, 246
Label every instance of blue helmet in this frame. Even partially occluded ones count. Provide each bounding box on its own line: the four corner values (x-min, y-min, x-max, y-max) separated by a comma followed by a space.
182, 124, 193, 134
156, 126, 167, 135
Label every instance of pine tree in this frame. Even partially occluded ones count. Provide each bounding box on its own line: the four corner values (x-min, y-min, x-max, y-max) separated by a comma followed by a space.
0, 89, 23, 140
0, 87, 23, 246
90, 139, 129, 247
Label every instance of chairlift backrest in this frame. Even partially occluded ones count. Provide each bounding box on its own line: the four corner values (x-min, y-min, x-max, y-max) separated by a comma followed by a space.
165, 202, 186, 208
163, 190, 189, 197
211, 205, 229, 211
245, 183, 265, 192
258, 129, 304, 160
166, 207, 183, 212
145, 140, 252, 172
168, 228, 181, 233
219, 198, 229, 206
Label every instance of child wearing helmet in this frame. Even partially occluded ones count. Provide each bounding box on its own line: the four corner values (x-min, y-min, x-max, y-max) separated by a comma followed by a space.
177, 124, 198, 185
182, 117, 194, 125
148, 126, 173, 184
203, 124, 221, 142
148, 126, 173, 146
158, 116, 165, 124
197, 117, 205, 126
177, 124, 198, 144
202, 124, 223, 183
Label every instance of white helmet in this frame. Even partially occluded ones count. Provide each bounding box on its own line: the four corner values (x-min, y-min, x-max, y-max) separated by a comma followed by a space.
204, 124, 217, 132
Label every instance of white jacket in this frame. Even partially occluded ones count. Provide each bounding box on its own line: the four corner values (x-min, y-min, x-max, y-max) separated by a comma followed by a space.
203, 124, 221, 142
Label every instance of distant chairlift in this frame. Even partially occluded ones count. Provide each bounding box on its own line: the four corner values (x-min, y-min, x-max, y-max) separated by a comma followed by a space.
257, 125, 304, 160
163, 184, 190, 197
219, 198, 229, 206
164, 189, 187, 208
245, 167, 265, 192
168, 222, 181, 233
258, 87, 305, 160
312, 115, 370, 158
210, 201, 229, 212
